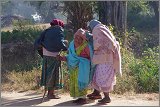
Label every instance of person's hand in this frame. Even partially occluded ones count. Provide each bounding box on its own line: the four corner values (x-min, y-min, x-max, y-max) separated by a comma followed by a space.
56, 55, 61, 60
85, 29, 90, 33
56, 55, 67, 61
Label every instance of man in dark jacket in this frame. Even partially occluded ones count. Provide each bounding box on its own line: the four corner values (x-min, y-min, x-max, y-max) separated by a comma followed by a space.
34, 19, 68, 99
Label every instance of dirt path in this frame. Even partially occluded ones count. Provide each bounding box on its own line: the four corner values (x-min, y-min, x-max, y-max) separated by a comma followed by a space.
1, 91, 159, 106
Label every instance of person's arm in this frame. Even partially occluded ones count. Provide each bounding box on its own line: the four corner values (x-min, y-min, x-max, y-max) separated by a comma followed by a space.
92, 35, 101, 51
92, 27, 103, 52
34, 30, 46, 49
59, 28, 68, 51
34, 30, 47, 58
61, 56, 67, 61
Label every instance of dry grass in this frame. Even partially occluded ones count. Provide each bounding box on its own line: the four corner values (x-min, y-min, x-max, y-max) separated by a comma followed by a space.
2, 68, 41, 92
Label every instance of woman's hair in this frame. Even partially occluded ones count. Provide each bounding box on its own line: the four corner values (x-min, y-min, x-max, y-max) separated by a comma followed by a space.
50, 19, 64, 28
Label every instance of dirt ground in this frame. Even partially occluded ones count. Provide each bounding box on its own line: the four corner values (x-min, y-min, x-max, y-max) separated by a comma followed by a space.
1, 90, 159, 106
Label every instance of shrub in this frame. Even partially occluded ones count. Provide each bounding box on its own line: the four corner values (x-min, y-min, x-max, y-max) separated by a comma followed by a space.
1, 26, 43, 44
1, 20, 45, 72
129, 46, 159, 93
113, 48, 138, 94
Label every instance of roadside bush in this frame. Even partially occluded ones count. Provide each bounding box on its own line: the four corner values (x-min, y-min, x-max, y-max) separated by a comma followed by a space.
129, 46, 159, 93
113, 48, 138, 94
1, 24, 43, 44
1, 20, 44, 72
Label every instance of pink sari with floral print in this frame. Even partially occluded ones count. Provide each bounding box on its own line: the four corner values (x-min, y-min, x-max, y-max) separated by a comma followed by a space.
90, 24, 121, 92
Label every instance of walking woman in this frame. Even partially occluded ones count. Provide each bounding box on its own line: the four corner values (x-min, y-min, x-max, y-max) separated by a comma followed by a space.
87, 19, 122, 104
58, 28, 94, 104
34, 19, 68, 99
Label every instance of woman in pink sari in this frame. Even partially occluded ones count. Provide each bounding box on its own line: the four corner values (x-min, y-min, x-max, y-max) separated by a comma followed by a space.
87, 19, 122, 104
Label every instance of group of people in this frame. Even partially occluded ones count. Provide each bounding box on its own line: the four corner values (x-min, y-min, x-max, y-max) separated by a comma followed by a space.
34, 18, 122, 105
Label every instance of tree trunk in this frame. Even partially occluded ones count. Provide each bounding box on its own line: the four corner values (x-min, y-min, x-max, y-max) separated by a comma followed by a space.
98, 1, 127, 47
98, 1, 127, 32
123, 2, 128, 48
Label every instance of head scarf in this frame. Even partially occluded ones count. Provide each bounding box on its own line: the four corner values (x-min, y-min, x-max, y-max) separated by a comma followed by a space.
50, 19, 64, 28
59, 20, 64, 28
74, 28, 87, 40
88, 19, 101, 31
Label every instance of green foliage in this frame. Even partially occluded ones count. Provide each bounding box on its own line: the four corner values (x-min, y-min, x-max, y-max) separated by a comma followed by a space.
1, 31, 12, 44
127, 1, 157, 32
127, 1, 150, 15
108, 24, 125, 47
2, 20, 43, 44
107, 23, 158, 93
114, 46, 159, 94
2, 20, 44, 72
113, 48, 137, 94
129, 47, 159, 92
128, 28, 159, 57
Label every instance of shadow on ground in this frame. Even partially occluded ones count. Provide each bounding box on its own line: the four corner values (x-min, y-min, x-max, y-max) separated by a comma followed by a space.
1, 96, 49, 106
54, 100, 78, 106
54, 99, 105, 106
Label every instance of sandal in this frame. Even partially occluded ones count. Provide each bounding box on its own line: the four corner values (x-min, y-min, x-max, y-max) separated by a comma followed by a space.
72, 98, 82, 103
89, 95, 102, 100
87, 90, 101, 97
98, 97, 111, 103
76, 98, 88, 105
87, 92, 97, 97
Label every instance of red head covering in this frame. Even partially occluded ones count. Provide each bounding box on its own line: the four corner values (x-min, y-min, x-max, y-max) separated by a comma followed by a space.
59, 20, 64, 28
50, 19, 64, 28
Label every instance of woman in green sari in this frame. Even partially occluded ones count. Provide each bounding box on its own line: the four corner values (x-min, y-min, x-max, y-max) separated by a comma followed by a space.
58, 28, 94, 104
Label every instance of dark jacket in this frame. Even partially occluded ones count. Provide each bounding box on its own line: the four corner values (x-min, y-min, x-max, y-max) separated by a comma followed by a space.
34, 25, 67, 57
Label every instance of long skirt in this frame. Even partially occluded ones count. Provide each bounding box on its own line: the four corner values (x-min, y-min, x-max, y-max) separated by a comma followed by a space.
91, 63, 116, 92
40, 56, 63, 90
69, 67, 87, 98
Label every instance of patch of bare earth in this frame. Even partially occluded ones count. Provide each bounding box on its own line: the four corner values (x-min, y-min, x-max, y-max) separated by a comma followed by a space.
1, 91, 159, 106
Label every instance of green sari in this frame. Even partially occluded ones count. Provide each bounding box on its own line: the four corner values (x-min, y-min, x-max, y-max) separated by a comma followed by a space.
69, 41, 88, 98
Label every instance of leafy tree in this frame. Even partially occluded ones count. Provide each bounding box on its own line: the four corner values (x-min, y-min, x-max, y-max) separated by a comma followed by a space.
63, 1, 94, 32
127, 1, 158, 31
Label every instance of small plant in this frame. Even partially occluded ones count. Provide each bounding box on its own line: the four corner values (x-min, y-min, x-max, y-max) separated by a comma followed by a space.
129, 46, 159, 93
